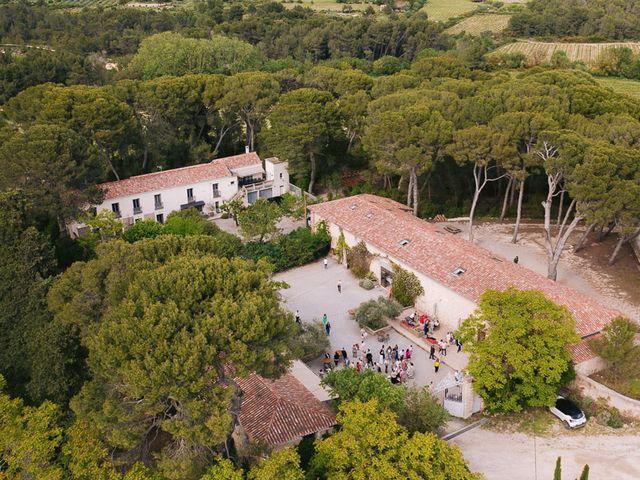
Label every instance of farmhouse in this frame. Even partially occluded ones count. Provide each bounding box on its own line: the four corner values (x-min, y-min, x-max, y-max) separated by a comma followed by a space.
308, 194, 619, 375
68, 152, 290, 237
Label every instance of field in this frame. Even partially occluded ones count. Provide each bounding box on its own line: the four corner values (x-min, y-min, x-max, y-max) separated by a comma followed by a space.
282, 0, 372, 12
445, 14, 511, 35
595, 77, 640, 98
423, 0, 479, 22
494, 40, 640, 66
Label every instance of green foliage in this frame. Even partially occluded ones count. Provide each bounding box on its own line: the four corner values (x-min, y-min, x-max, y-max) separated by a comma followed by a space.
243, 227, 330, 272
220, 198, 245, 226
238, 199, 283, 242
289, 321, 331, 362
127, 32, 263, 80
71, 254, 295, 478
353, 296, 402, 330
164, 208, 220, 236
579, 464, 590, 480
247, 448, 305, 480
346, 240, 372, 278
553, 457, 562, 480
358, 278, 375, 290
589, 316, 640, 381
457, 288, 580, 413
390, 263, 424, 307
333, 230, 349, 265
321, 369, 405, 414
122, 219, 164, 243
309, 400, 480, 480
278, 193, 305, 220
399, 386, 450, 434
0, 377, 65, 480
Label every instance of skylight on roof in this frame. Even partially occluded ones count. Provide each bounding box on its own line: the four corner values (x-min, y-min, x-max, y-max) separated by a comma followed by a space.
349, 204, 358, 210
399, 239, 410, 247
365, 213, 374, 219
452, 267, 466, 276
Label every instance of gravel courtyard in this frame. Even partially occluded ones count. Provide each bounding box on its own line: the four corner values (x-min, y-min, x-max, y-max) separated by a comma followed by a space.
274, 258, 455, 388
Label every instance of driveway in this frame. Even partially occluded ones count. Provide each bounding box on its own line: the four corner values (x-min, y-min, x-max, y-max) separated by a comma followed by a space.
274, 258, 453, 388
450, 428, 640, 480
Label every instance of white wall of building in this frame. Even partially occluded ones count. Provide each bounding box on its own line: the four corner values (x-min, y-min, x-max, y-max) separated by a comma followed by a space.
265, 158, 290, 197
320, 216, 477, 328
98, 174, 237, 227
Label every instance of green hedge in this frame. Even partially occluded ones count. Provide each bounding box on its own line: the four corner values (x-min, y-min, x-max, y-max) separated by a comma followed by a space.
243, 227, 330, 272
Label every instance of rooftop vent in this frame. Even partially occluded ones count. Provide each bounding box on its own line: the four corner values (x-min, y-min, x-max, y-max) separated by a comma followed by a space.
452, 267, 466, 277
365, 212, 374, 219
399, 239, 410, 247
490, 256, 503, 263
349, 204, 358, 210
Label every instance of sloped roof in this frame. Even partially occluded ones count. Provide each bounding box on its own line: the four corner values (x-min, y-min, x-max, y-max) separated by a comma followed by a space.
308, 194, 619, 339
236, 369, 336, 447
99, 152, 262, 200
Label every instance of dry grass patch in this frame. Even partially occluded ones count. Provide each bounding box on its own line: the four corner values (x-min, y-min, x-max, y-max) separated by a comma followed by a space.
446, 14, 511, 35
494, 41, 640, 66
423, 0, 479, 22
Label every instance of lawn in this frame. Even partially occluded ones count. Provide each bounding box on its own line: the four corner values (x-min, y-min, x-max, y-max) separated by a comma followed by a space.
423, 0, 479, 22
445, 14, 511, 35
493, 41, 640, 67
595, 77, 640, 99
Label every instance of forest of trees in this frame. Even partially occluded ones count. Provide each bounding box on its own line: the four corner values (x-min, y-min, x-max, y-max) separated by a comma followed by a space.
509, 0, 640, 40
1, 0, 640, 477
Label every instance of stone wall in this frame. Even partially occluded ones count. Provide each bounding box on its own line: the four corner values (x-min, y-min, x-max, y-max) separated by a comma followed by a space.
571, 374, 640, 419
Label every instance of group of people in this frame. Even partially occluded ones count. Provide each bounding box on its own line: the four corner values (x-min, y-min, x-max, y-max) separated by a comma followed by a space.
322, 336, 416, 385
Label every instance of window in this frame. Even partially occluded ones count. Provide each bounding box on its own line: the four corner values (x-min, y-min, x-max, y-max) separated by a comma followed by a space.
214, 201, 220, 213
212, 183, 220, 198
133, 198, 141, 214
452, 267, 466, 277
154, 194, 162, 209
399, 239, 410, 247
187, 188, 194, 202
156, 213, 164, 224
279, 172, 283, 179
111, 202, 120, 217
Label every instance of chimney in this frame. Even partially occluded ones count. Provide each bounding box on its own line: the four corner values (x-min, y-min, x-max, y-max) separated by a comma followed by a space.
245, 145, 250, 154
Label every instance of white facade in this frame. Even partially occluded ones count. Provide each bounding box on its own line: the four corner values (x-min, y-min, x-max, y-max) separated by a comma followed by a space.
322, 219, 477, 329
69, 156, 291, 237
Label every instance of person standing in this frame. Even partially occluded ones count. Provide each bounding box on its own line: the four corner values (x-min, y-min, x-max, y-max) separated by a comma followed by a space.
456, 338, 463, 352
295, 310, 301, 324
341, 348, 348, 364
324, 258, 328, 269
513, 256, 519, 264
325, 321, 331, 336
429, 344, 436, 360
379, 347, 385, 365
333, 351, 340, 367
441, 341, 448, 357
352, 343, 359, 358
434, 358, 440, 373
366, 349, 373, 367
337, 280, 342, 293
322, 313, 328, 326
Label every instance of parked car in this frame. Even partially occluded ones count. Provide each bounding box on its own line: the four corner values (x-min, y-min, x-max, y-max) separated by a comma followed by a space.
549, 395, 587, 429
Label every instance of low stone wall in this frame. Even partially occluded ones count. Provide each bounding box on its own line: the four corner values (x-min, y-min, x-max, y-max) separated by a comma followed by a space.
571, 374, 640, 419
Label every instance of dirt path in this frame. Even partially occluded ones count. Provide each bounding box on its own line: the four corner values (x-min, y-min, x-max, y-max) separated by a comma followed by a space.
451, 427, 640, 480
448, 221, 640, 322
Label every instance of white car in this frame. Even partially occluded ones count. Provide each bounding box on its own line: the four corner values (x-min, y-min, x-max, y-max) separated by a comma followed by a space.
549, 395, 587, 429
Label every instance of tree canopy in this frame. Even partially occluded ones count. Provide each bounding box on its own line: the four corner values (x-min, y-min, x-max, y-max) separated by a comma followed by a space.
457, 288, 579, 413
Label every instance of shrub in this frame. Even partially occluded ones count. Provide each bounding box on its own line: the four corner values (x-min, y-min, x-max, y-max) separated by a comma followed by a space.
122, 219, 164, 243
590, 316, 640, 381
353, 296, 402, 330
399, 386, 449, 434
391, 264, 424, 306
164, 208, 220, 236
607, 407, 624, 428
290, 321, 330, 362
243, 226, 330, 272
347, 241, 372, 278
359, 278, 374, 290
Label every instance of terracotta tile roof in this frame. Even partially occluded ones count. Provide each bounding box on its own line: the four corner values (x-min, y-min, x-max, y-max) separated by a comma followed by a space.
308, 194, 619, 340
567, 338, 599, 364
236, 371, 336, 447
99, 152, 262, 200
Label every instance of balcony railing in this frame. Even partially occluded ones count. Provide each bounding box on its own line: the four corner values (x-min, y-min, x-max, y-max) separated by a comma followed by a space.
239, 176, 265, 187
113, 211, 121, 218
133, 207, 142, 215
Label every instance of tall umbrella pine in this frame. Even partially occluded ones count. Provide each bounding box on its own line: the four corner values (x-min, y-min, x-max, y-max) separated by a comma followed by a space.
364, 101, 453, 216
490, 112, 558, 243
260, 88, 342, 194
447, 126, 513, 242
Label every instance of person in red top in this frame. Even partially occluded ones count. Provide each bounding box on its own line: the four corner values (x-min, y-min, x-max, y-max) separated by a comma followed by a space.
419, 313, 427, 324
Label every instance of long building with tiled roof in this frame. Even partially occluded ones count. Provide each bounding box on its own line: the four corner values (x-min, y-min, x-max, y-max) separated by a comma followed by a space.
308, 194, 619, 372
68, 152, 290, 236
